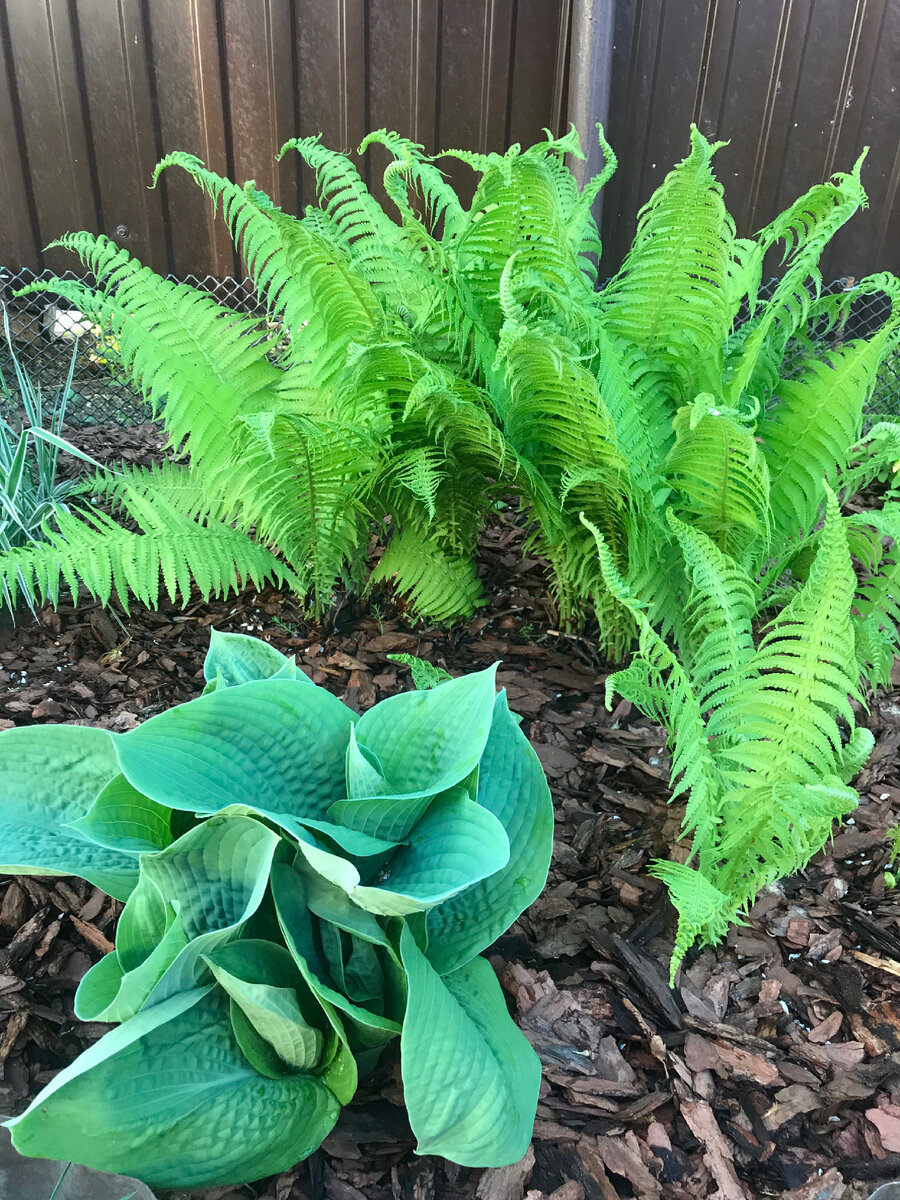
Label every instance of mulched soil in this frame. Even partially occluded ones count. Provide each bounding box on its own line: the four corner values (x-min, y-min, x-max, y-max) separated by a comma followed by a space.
2, 424, 900, 1200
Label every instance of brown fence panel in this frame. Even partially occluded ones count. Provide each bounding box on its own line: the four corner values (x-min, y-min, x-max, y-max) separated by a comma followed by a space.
0, 0, 571, 276
602, 0, 900, 278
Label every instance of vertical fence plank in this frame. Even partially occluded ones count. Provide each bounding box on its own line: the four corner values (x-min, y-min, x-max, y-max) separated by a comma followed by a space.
74, 0, 169, 274
507, 0, 570, 148
3, 0, 98, 273
221, 0, 297, 218
0, 8, 38, 269
366, 0, 440, 205
603, 0, 899, 277
144, 0, 234, 276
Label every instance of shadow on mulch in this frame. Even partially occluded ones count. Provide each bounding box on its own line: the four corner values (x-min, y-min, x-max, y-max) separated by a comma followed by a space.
1, 435, 900, 1199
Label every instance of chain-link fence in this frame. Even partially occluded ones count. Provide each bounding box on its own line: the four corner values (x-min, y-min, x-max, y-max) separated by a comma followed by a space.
1, 266, 898, 427
0, 268, 263, 426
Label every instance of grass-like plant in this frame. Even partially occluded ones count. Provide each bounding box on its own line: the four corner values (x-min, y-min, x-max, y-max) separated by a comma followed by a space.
2, 127, 896, 655
0, 307, 108, 612
1, 631, 552, 1187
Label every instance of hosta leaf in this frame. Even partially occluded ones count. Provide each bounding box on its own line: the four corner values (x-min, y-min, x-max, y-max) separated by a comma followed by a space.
115, 678, 356, 827
68, 773, 173, 854
0, 725, 137, 900
330, 665, 498, 839
76, 814, 280, 1019
74, 907, 188, 1023
204, 628, 306, 687
204, 940, 326, 1071
7, 987, 340, 1189
351, 786, 510, 915
345, 725, 389, 798
272, 863, 402, 1049
426, 691, 553, 973
399, 924, 540, 1166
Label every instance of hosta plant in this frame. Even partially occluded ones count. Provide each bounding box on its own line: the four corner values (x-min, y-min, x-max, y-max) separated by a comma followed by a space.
3, 126, 896, 652
0, 631, 552, 1189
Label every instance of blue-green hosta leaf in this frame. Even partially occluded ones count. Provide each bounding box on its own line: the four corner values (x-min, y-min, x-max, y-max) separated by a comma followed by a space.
345, 725, 388, 798
351, 787, 510, 916
204, 940, 326, 1071
74, 906, 188, 1023
296, 816, 397, 858
272, 864, 402, 1050
329, 665, 498, 839
0, 725, 137, 900
6, 987, 340, 1189
115, 678, 357, 827
204, 628, 306, 687
399, 924, 540, 1166
75, 814, 281, 1019
426, 691, 553, 973
68, 773, 173, 854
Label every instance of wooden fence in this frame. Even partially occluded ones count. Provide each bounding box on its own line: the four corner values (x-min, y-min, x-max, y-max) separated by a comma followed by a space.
1, 0, 897, 279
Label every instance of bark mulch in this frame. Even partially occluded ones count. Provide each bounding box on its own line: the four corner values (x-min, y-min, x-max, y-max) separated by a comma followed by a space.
1, 434, 900, 1199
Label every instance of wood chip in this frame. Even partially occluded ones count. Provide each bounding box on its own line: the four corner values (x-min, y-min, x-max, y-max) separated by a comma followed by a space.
69, 915, 115, 955
808, 1010, 844, 1044
0, 1010, 29, 1063
854, 949, 900, 978
593, 1134, 661, 1198
475, 1146, 534, 1200
679, 1098, 749, 1200
867, 1105, 900, 1152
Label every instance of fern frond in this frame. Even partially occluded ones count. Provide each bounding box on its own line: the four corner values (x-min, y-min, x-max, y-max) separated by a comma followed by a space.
724, 488, 860, 785
838, 421, 900, 500
156, 154, 383, 384
723, 155, 868, 404
233, 410, 377, 612
598, 125, 736, 401
359, 130, 465, 237
566, 123, 618, 270
454, 155, 588, 337
663, 397, 770, 561
646, 861, 731, 981
583, 516, 722, 861
19, 242, 281, 479
0, 499, 293, 615
591, 328, 675, 487
760, 334, 893, 548
848, 503, 900, 687
666, 511, 757, 743
369, 527, 484, 621
278, 135, 398, 252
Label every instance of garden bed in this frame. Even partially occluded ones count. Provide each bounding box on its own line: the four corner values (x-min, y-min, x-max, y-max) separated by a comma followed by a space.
1, 427, 900, 1200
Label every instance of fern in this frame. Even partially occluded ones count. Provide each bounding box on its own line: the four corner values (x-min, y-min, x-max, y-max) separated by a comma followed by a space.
5, 126, 897, 663
0, 495, 294, 614
663, 397, 770, 561
599, 125, 737, 402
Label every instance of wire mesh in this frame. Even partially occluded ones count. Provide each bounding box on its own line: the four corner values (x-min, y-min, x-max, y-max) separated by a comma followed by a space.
0, 268, 267, 426
1, 267, 898, 427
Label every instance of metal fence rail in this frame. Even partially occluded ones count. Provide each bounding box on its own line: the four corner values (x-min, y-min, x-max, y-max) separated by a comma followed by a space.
1, 267, 898, 428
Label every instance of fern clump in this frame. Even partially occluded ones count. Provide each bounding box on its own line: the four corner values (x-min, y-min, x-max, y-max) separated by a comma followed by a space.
3, 124, 897, 657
